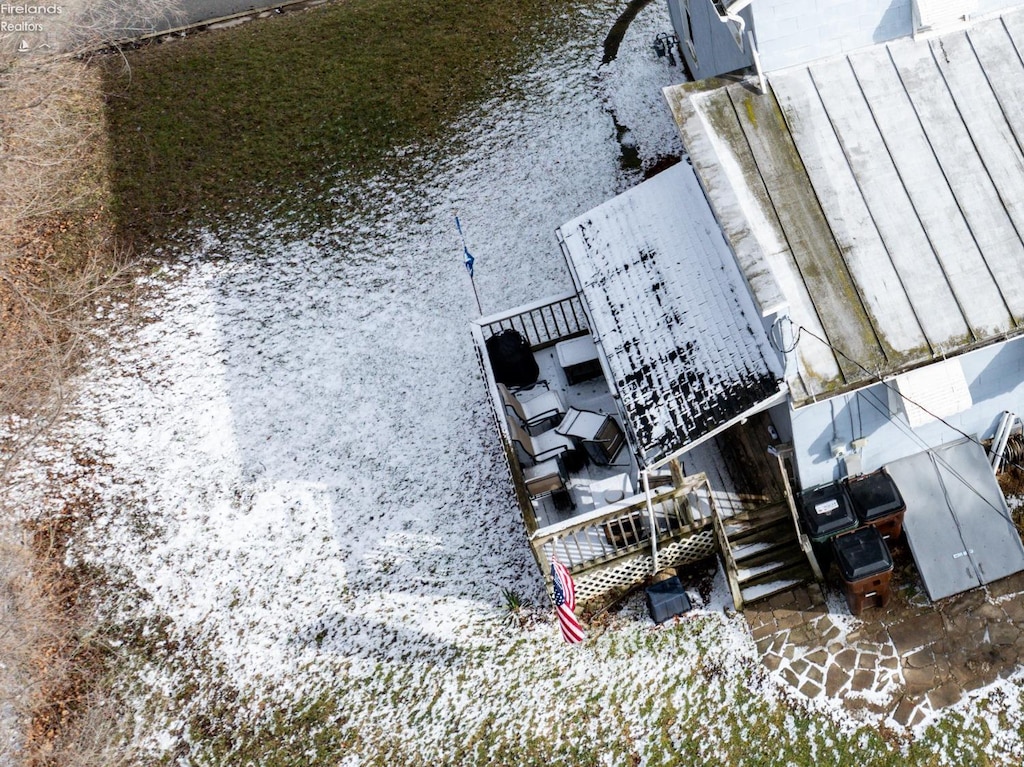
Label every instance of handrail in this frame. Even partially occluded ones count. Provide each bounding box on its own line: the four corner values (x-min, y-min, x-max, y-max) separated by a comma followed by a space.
532, 484, 709, 572
771, 443, 823, 581
532, 487, 676, 543
710, 497, 744, 611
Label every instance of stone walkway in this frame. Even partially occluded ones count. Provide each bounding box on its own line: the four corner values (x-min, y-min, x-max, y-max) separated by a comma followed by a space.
744, 545, 1024, 727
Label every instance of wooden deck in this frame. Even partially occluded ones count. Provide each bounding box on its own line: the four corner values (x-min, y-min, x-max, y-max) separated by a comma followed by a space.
472, 294, 725, 609
680, 412, 785, 518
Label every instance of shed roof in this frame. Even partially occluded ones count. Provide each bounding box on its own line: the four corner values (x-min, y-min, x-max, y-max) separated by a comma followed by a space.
666, 12, 1024, 406
558, 162, 783, 464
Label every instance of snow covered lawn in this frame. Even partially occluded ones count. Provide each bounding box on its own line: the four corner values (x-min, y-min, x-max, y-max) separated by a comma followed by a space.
8, 2, 1024, 764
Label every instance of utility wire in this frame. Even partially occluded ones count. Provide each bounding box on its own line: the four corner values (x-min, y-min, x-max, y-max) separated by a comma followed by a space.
798, 324, 1023, 468
796, 323, 1024, 524
855, 385, 1010, 525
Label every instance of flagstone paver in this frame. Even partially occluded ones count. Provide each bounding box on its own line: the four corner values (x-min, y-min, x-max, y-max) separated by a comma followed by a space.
774, 609, 803, 630
856, 651, 880, 670
805, 649, 828, 666
887, 613, 944, 654
799, 679, 822, 698
825, 664, 849, 696
927, 680, 962, 709
851, 668, 875, 691
989, 622, 1021, 646
805, 664, 824, 686
988, 571, 1024, 597
833, 648, 856, 671
905, 648, 933, 669
893, 696, 925, 727
782, 667, 800, 688
730, 543, 1024, 726
998, 594, 1024, 622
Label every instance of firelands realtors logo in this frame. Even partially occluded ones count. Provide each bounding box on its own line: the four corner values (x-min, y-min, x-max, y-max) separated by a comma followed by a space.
1, 4, 62, 52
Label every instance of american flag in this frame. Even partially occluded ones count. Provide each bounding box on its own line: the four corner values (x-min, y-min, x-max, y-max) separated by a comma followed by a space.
551, 560, 584, 644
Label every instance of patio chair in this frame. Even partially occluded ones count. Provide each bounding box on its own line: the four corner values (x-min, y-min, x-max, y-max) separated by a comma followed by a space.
522, 456, 574, 509
507, 416, 574, 465
556, 407, 626, 466
498, 383, 566, 429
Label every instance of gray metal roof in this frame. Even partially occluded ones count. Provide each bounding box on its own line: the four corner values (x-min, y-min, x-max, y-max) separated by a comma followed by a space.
886, 439, 1024, 601
558, 162, 783, 464
666, 12, 1024, 405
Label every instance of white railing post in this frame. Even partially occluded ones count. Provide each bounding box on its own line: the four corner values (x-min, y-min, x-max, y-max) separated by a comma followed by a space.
642, 469, 659, 574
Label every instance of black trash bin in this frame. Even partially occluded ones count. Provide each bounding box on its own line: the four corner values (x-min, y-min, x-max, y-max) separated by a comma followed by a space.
645, 576, 692, 624
831, 526, 894, 614
798, 482, 859, 574
845, 470, 906, 541
797, 482, 858, 543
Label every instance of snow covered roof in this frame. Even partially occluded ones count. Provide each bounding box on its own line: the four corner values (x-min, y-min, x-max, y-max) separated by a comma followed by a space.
557, 162, 783, 464
666, 11, 1024, 406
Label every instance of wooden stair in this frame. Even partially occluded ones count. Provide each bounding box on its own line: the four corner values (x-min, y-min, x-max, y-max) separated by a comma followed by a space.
714, 501, 816, 610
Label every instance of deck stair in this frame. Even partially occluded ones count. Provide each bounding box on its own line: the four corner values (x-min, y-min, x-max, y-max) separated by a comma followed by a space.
713, 501, 816, 610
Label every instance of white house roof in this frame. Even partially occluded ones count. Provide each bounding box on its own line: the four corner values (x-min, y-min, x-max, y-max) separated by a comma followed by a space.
557, 162, 783, 464
666, 11, 1024, 406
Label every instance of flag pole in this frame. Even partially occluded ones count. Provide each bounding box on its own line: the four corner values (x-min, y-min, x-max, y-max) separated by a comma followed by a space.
469, 272, 483, 316
454, 211, 482, 316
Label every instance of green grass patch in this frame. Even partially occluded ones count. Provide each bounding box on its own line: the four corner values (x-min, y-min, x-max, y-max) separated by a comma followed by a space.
101, 0, 580, 242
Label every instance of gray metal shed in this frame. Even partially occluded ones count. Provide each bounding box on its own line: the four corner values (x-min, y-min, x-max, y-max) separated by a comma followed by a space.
886, 439, 1024, 601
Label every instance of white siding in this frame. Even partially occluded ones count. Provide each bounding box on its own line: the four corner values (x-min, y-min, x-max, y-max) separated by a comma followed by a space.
789, 336, 1024, 487
754, 0, 913, 71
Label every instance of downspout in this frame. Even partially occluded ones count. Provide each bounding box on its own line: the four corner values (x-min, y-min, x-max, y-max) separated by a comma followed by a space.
721, 0, 752, 40
747, 30, 768, 95
716, 0, 767, 94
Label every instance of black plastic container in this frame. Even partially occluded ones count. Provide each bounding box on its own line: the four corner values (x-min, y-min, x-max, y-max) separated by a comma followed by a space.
485, 329, 539, 388
645, 577, 692, 624
845, 470, 906, 540
831, 526, 894, 614
798, 482, 858, 543
832, 526, 893, 581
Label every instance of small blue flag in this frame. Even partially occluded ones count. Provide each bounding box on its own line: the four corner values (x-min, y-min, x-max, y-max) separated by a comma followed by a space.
455, 215, 475, 278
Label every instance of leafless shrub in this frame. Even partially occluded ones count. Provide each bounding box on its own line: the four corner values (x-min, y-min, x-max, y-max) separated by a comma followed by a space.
56, 0, 182, 52
0, 3, 179, 765
0, 487, 143, 767
0, 57, 115, 473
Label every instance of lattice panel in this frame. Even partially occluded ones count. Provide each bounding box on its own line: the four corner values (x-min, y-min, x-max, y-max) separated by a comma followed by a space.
658, 529, 718, 568
572, 529, 718, 605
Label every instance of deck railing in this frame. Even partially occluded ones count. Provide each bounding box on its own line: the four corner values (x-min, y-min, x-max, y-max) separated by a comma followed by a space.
531, 474, 718, 606
476, 291, 589, 350
773, 444, 823, 581
711, 503, 744, 612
